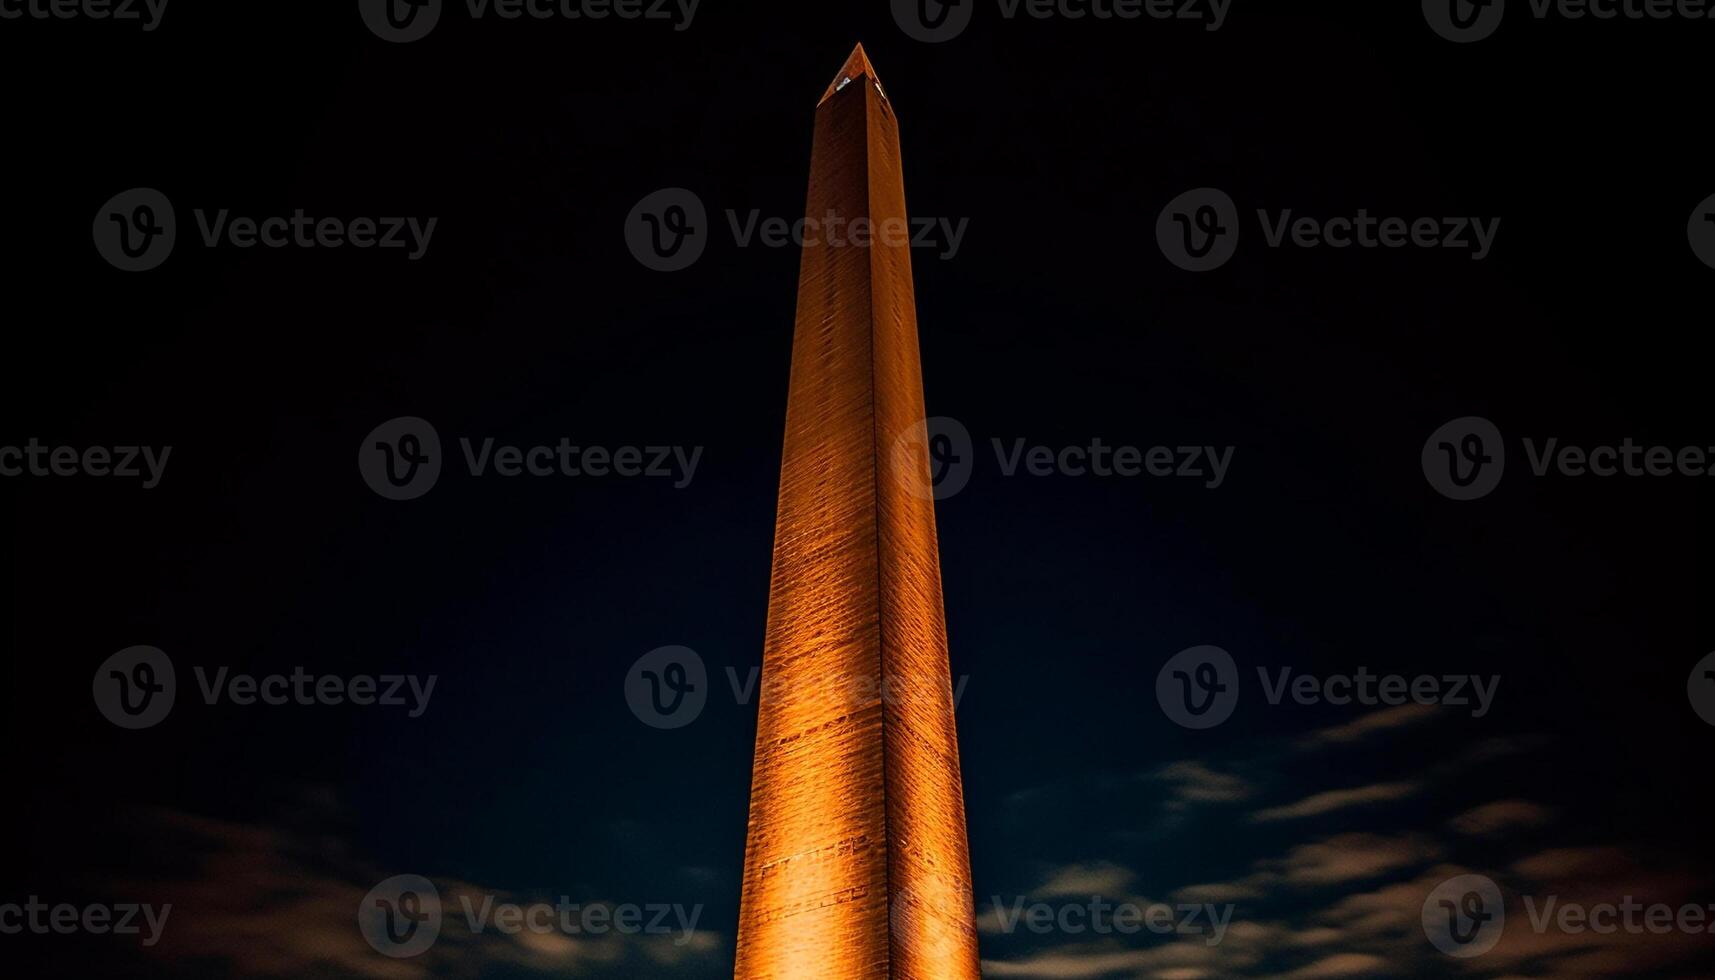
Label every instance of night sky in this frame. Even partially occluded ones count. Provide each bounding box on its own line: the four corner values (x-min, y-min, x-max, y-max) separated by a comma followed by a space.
3, 1, 1712, 977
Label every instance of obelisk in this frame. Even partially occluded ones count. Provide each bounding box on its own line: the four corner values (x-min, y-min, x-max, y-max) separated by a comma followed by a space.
733, 45, 982, 980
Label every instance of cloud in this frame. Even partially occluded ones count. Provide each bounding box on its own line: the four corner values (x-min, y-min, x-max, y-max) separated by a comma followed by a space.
1317, 866, 1458, 939
985, 709, 1707, 978
1449, 733, 1549, 767
1295, 704, 1439, 749
1173, 833, 1440, 908
1265, 834, 1441, 887
1172, 880, 1266, 905
1153, 761, 1255, 807
1310, 856, 1715, 978
1281, 952, 1390, 978
980, 935, 1255, 979
1450, 799, 1554, 838
1512, 846, 1637, 882
994, 845, 1715, 979
1034, 862, 1140, 900
106, 808, 422, 979
977, 862, 1151, 936
96, 800, 725, 978
1248, 782, 1421, 823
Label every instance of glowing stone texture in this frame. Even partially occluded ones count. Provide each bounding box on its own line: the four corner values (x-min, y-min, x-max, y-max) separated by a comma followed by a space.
733, 45, 982, 980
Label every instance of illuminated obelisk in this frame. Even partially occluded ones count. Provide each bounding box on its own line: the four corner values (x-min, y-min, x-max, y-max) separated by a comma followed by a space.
733, 45, 981, 979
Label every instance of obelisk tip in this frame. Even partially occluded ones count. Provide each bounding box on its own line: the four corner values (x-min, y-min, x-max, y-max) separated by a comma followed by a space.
819, 43, 885, 105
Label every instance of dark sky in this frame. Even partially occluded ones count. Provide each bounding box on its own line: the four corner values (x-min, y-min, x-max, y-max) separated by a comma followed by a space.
3, 1, 1712, 977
